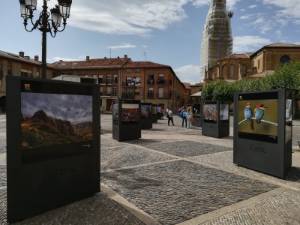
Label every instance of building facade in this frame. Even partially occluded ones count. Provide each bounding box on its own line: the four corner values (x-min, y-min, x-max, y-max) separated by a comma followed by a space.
0, 50, 57, 97
204, 43, 300, 82
200, 0, 233, 78
52, 56, 189, 112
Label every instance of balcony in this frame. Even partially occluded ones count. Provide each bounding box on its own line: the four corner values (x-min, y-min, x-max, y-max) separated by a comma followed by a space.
157, 79, 166, 85
147, 79, 155, 85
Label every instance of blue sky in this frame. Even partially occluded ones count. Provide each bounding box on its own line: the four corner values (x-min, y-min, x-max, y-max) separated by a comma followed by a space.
1, 0, 300, 83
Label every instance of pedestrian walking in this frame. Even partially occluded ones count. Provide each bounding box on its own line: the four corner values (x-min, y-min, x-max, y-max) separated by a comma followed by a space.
181, 107, 188, 128
187, 106, 193, 129
167, 108, 174, 126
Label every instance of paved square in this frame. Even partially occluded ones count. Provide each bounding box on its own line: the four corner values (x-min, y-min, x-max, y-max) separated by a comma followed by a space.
0, 166, 6, 187
101, 144, 176, 171
0, 190, 146, 225
102, 160, 277, 225
143, 141, 232, 157
199, 188, 300, 225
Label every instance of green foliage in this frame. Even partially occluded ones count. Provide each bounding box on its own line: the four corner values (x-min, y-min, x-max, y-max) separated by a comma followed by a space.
202, 62, 300, 101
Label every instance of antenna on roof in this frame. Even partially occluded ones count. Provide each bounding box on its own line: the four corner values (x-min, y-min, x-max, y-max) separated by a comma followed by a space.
143, 51, 147, 61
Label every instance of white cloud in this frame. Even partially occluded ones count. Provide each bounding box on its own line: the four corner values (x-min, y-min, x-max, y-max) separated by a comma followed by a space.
175, 64, 202, 83
50, 56, 82, 62
233, 36, 271, 52
64, 0, 240, 35
248, 4, 257, 9
240, 15, 251, 20
108, 44, 137, 50
262, 0, 300, 19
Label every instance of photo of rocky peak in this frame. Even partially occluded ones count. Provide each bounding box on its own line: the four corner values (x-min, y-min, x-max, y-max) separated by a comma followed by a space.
21, 93, 93, 150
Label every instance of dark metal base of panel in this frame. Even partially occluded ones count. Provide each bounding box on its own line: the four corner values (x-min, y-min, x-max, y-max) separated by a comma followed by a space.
202, 121, 229, 138
141, 118, 153, 130
113, 123, 141, 141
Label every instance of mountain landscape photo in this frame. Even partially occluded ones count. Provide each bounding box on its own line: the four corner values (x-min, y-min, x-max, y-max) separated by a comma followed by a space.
21, 93, 93, 150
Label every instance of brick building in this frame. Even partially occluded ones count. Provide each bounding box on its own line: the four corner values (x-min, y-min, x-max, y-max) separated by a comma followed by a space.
0, 50, 57, 97
52, 55, 189, 112
204, 43, 300, 82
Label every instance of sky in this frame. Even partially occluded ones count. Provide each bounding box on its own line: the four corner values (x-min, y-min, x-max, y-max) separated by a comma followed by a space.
21, 93, 92, 123
1, 0, 300, 84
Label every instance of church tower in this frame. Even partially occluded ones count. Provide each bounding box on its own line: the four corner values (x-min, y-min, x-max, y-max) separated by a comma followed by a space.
200, 0, 233, 79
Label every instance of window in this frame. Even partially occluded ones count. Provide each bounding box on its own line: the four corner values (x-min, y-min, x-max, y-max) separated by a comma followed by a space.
100, 86, 104, 95
114, 75, 118, 84
147, 74, 155, 85
0, 63, 3, 81
107, 87, 112, 95
158, 74, 165, 84
257, 60, 261, 70
158, 88, 164, 98
148, 88, 154, 98
106, 75, 112, 84
98, 75, 104, 84
7, 62, 12, 76
280, 55, 291, 64
112, 87, 118, 96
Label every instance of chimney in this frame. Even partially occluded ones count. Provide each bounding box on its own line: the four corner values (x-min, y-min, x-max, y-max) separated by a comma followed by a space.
34, 55, 39, 61
19, 51, 25, 58
124, 54, 128, 59
86, 56, 90, 61
104, 57, 107, 60
24, 56, 30, 60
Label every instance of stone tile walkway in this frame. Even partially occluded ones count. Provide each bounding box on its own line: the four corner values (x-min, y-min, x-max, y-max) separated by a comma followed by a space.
0, 114, 300, 225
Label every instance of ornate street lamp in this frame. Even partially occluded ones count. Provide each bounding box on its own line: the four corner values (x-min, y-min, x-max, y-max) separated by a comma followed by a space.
19, 0, 72, 78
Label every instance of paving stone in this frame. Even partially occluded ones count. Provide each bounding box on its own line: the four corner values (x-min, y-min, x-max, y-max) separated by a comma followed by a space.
101, 145, 175, 172
0, 190, 145, 225
189, 151, 300, 188
0, 167, 6, 188
199, 188, 300, 225
125, 139, 167, 147
102, 160, 277, 225
144, 141, 232, 157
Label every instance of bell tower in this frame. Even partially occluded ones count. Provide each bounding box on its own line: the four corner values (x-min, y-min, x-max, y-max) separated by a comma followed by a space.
200, 0, 233, 80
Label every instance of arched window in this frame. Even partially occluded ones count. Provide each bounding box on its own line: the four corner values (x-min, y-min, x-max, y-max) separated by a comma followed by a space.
221, 64, 228, 78
239, 64, 247, 77
280, 55, 291, 64
229, 64, 235, 78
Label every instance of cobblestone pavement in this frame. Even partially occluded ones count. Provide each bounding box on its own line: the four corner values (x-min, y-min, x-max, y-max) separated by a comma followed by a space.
102, 160, 276, 225
141, 141, 232, 157
0, 191, 146, 225
191, 188, 300, 225
0, 114, 300, 225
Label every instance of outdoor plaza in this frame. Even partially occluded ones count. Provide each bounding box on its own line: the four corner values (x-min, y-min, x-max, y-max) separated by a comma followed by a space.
0, 114, 300, 225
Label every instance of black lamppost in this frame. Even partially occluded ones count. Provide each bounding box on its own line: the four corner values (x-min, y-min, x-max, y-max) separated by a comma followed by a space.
19, 0, 72, 79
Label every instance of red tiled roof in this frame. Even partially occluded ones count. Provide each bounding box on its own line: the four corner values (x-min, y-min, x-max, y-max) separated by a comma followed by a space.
223, 53, 251, 59
251, 42, 300, 58
52, 57, 131, 69
125, 61, 169, 68
183, 82, 192, 89
0, 50, 56, 69
265, 43, 300, 48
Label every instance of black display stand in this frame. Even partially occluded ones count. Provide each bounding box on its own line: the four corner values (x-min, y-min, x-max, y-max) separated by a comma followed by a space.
233, 89, 293, 179
113, 99, 141, 141
6, 76, 100, 223
141, 103, 153, 130
202, 101, 230, 138
151, 104, 158, 124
